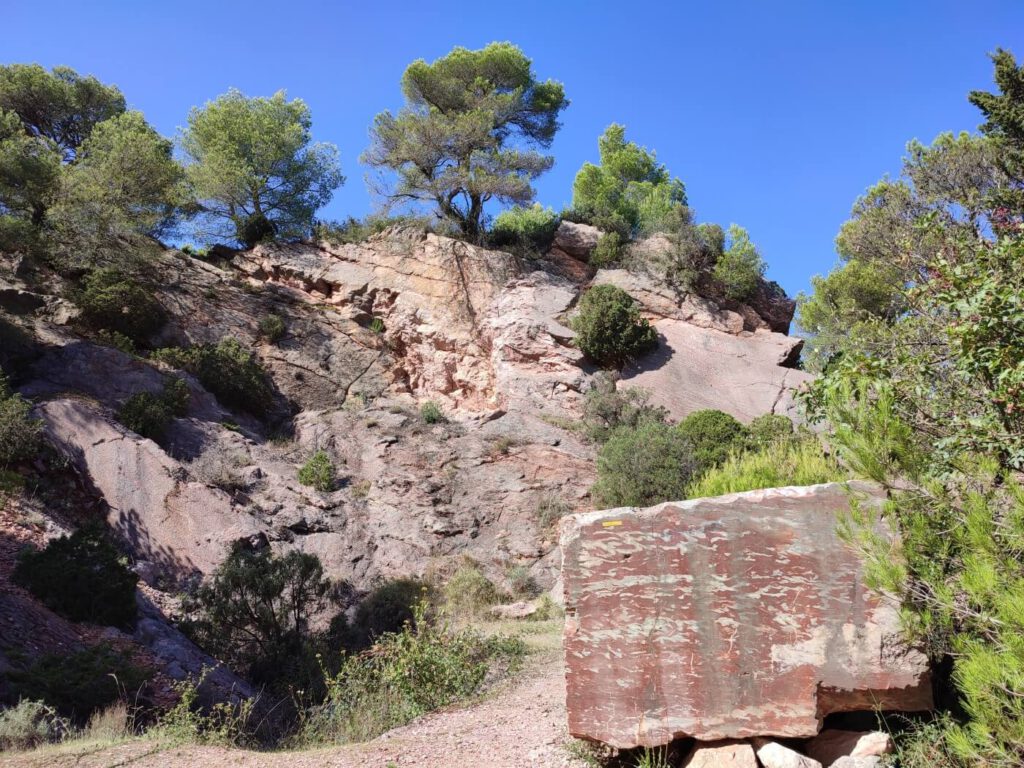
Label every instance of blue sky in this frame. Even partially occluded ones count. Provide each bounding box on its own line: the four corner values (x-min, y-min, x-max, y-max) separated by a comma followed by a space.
4, 0, 1022, 296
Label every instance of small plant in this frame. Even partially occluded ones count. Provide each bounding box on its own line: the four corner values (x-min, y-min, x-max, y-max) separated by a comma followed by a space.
13, 525, 138, 628
489, 204, 560, 250
258, 313, 286, 343
117, 377, 189, 442
0, 699, 70, 751
352, 479, 372, 499
0, 374, 42, 466
298, 450, 336, 492
536, 495, 571, 530
95, 329, 137, 354
420, 401, 443, 424
676, 409, 751, 473
77, 267, 165, 343
589, 231, 623, 268
506, 564, 540, 598
491, 436, 514, 456
442, 559, 502, 620
349, 578, 431, 648
369, 316, 385, 334
154, 671, 255, 747
571, 284, 657, 368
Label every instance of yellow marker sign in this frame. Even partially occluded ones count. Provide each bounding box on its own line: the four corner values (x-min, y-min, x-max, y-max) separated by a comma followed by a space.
602, 520, 623, 527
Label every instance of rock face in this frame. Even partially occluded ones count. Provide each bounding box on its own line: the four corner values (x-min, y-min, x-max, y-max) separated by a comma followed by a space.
560, 482, 932, 749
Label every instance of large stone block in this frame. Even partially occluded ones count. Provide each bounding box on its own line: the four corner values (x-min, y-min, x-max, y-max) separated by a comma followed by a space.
561, 482, 931, 748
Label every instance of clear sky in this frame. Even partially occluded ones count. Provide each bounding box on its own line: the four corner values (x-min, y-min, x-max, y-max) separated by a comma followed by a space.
4, 0, 1022, 296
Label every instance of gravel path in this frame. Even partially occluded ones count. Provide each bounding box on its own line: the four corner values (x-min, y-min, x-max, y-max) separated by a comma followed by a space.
2, 637, 591, 768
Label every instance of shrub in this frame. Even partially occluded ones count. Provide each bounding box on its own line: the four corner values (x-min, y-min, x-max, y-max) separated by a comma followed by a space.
77, 268, 164, 343
0, 700, 70, 751
369, 316, 385, 334
676, 409, 751, 472
748, 413, 795, 448
506, 564, 539, 598
13, 525, 138, 628
442, 559, 502, 620
153, 672, 255, 747
591, 421, 698, 508
7, 645, 148, 724
350, 578, 429, 648
589, 231, 623, 269
489, 204, 559, 250
117, 376, 189, 441
686, 437, 847, 499
298, 450, 335, 492
314, 214, 431, 245
0, 375, 42, 466
153, 338, 272, 415
258, 313, 285, 343
535, 495, 571, 530
420, 401, 443, 424
299, 600, 524, 744
713, 224, 766, 301
571, 284, 657, 368
581, 374, 668, 443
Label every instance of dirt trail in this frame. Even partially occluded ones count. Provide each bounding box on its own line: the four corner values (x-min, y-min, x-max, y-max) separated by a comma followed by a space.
2, 639, 590, 768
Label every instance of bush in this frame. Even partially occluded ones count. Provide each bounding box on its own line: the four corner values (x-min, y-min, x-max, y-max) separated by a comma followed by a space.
591, 421, 698, 508
686, 437, 847, 499
712, 224, 766, 301
298, 450, 335, 492
442, 559, 502, 620
369, 316, 385, 334
676, 409, 751, 472
748, 413, 795, 448
153, 673, 255, 747
0, 375, 42, 466
153, 338, 272, 415
581, 374, 668, 443
489, 204, 559, 250
258, 313, 285, 343
314, 214, 432, 245
350, 579, 429, 648
13, 525, 138, 628
117, 377, 189, 441
77, 268, 164, 343
420, 401, 443, 424
7, 645, 148, 724
589, 231, 623, 269
571, 284, 657, 368
0, 700, 70, 751
299, 600, 524, 745
506, 565, 539, 598
535, 494, 571, 530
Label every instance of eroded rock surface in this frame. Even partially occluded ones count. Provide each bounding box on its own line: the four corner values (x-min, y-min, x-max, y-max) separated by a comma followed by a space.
560, 482, 932, 748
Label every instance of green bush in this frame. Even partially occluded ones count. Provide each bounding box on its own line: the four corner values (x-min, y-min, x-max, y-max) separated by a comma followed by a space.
686, 438, 846, 499
298, 450, 335, 492
712, 224, 766, 301
591, 421, 697, 508
0, 374, 42, 466
369, 316, 385, 334
258, 313, 285, 343
7, 645, 147, 724
442, 559, 502, 620
153, 673, 255, 747
676, 409, 751, 472
748, 413, 795, 448
589, 231, 623, 268
581, 374, 668, 443
153, 338, 272, 415
571, 284, 657, 368
77, 268, 164, 343
117, 377, 189, 441
12, 525, 139, 628
420, 401, 443, 424
0, 699, 70, 751
489, 204, 559, 250
299, 600, 524, 744
350, 578, 429, 648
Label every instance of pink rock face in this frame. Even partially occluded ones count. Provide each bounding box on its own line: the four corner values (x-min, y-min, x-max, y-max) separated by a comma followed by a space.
560, 482, 932, 749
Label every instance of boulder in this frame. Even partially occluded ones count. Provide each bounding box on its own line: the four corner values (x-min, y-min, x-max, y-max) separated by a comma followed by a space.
560, 482, 932, 749
805, 730, 892, 766
829, 758, 881, 768
753, 739, 822, 768
553, 221, 601, 260
490, 600, 538, 620
681, 740, 758, 767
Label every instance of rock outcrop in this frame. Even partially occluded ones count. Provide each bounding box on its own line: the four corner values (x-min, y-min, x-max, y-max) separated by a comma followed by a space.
560, 482, 932, 749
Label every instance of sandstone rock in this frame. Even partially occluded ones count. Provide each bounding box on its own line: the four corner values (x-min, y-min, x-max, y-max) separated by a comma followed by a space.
619, 319, 812, 423
490, 600, 538, 620
561, 482, 932, 749
681, 740, 758, 767
553, 221, 601, 260
829, 757, 881, 768
753, 738, 822, 768
805, 730, 892, 766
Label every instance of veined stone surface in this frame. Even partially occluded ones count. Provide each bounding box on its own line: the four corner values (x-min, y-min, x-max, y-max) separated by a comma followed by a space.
560, 482, 932, 748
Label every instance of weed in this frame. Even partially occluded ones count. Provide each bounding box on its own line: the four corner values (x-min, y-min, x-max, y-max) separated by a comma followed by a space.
298, 451, 335, 493
420, 401, 443, 424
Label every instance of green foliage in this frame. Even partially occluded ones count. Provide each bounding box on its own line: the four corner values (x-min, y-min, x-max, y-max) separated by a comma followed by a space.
748, 413, 795, 448
0, 699, 70, 751
350, 578, 428, 648
571, 284, 657, 368
712, 224, 766, 301
8, 645, 147, 724
181, 89, 343, 246
570, 124, 686, 237
589, 231, 623, 268
676, 409, 751, 471
363, 43, 568, 241
13, 525, 138, 628
117, 377, 190, 441
591, 421, 697, 508
258, 313, 285, 343
369, 316, 385, 334
490, 204, 559, 250
0, 376, 42, 466
686, 437, 846, 499
420, 400, 443, 424
182, 545, 332, 690
505, 564, 539, 598
154, 672, 255, 747
442, 559, 502, 620
0, 108, 61, 234
298, 450, 335, 492
581, 373, 667, 443
77, 268, 164, 343
299, 600, 524, 744
535, 495, 571, 530
154, 338, 272, 415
